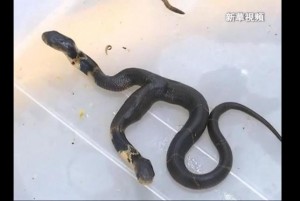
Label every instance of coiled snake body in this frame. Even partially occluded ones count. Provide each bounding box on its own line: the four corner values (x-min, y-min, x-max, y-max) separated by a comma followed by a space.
42, 31, 281, 189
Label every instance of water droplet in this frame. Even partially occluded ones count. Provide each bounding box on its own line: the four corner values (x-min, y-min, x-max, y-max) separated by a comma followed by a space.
186, 156, 202, 173
158, 137, 169, 152
223, 192, 237, 200
241, 69, 248, 75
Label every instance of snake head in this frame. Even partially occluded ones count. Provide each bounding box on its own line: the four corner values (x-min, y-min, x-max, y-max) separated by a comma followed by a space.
42, 31, 78, 60
134, 157, 155, 184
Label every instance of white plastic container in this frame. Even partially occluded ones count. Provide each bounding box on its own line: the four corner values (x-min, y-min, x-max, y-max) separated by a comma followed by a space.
14, 0, 281, 200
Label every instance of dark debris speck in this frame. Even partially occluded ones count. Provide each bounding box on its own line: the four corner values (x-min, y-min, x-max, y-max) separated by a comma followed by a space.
72, 142, 75, 145
122, 47, 127, 50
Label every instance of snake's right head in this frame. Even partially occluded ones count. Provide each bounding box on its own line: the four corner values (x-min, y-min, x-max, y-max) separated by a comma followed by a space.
42, 31, 78, 60
134, 157, 155, 185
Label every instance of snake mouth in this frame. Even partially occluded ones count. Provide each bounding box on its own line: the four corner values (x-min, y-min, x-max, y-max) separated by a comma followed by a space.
137, 177, 153, 185
42, 31, 78, 60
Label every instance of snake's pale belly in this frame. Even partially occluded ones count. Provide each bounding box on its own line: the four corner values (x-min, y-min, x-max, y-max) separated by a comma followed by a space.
42, 31, 281, 189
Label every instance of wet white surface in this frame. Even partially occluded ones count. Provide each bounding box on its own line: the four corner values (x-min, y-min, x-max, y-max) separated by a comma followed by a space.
14, 0, 281, 200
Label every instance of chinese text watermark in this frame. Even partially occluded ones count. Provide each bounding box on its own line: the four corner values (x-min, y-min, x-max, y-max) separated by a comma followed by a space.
225, 12, 265, 22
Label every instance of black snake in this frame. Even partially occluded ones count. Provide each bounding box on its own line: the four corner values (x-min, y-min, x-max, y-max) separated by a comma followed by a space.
162, 0, 185, 14
42, 31, 281, 189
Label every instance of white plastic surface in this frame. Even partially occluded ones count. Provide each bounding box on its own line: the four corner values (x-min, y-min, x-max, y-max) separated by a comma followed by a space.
14, 0, 281, 200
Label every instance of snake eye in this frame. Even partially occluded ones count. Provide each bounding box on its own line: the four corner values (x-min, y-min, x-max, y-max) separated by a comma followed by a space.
71, 61, 75, 65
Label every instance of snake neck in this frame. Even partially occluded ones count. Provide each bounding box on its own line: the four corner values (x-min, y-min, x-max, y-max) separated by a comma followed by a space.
74, 50, 136, 91
71, 50, 102, 75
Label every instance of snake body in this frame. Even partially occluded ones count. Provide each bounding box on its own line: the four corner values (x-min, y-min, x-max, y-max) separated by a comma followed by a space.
42, 31, 281, 189
162, 0, 185, 14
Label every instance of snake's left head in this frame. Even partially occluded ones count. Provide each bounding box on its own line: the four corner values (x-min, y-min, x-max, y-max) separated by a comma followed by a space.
42, 31, 78, 60
134, 157, 155, 184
